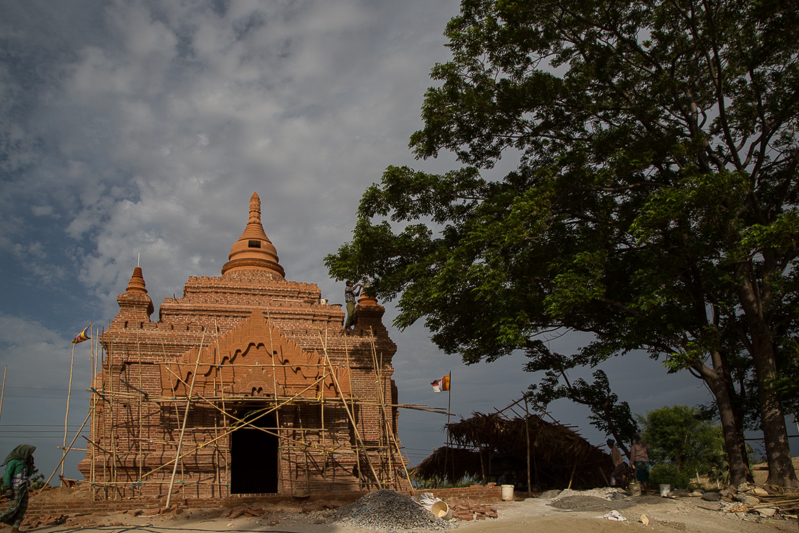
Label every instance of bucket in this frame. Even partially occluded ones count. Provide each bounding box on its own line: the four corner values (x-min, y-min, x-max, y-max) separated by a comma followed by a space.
659, 484, 671, 497
430, 501, 452, 520
630, 481, 641, 497
501, 484, 514, 501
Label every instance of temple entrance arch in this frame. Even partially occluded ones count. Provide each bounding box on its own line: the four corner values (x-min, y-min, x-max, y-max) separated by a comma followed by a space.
230, 409, 278, 494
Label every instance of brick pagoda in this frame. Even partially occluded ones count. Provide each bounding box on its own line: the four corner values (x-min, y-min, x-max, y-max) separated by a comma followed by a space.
78, 193, 407, 498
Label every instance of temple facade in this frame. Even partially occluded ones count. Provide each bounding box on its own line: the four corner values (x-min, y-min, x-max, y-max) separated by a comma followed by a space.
77, 193, 407, 498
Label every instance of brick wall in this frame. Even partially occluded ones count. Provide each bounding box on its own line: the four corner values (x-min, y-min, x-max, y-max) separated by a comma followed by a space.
410, 484, 503, 503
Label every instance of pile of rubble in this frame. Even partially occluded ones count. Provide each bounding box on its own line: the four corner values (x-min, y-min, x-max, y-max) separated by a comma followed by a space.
23, 514, 67, 529
697, 483, 798, 519
333, 489, 454, 531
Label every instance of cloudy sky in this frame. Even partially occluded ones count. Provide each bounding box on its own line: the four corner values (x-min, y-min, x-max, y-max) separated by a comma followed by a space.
1, 0, 783, 483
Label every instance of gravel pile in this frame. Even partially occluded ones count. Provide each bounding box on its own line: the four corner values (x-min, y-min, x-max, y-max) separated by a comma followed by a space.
551, 488, 629, 501
332, 489, 453, 531
550, 495, 625, 511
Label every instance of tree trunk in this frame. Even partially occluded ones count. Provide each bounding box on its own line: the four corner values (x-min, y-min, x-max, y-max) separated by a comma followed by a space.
738, 270, 798, 488
695, 357, 752, 486
750, 336, 797, 487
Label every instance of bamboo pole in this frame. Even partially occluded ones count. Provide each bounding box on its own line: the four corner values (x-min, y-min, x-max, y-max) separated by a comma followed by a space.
317, 332, 382, 489
45, 408, 94, 486
213, 377, 220, 497
524, 396, 532, 497
265, 307, 283, 491
108, 343, 118, 498
90, 328, 96, 501
343, 335, 361, 486
137, 331, 144, 487
367, 333, 388, 483
61, 342, 76, 482
101, 333, 108, 499
367, 329, 413, 490
165, 330, 206, 508
0, 365, 7, 422
213, 319, 223, 497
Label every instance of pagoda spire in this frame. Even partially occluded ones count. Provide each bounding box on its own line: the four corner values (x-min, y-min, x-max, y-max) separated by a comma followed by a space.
222, 192, 285, 277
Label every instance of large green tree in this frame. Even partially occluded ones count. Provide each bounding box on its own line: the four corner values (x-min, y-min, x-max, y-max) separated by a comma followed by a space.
638, 405, 725, 473
326, 0, 799, 486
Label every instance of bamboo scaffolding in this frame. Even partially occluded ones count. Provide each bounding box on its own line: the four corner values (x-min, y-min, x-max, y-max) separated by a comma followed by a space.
85, 369, 425, 493
165, 330, 206, 508
79, 318, 441, 500
318, 331, 382, 490
342, 334, 364, 487
138, 374, 334, 482
372, 335, 413, 490
45, 408, 94, 486
367, 331, 389, 484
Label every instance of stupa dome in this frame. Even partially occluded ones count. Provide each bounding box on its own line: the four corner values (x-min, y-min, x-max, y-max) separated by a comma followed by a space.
221, 192, 285, 277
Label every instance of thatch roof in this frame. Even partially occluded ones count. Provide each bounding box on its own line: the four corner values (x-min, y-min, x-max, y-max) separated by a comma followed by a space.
411, 411, 611, 490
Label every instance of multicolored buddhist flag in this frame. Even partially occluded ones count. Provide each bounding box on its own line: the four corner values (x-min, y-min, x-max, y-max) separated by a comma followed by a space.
431, 374, 451, 393
72, 326, 91, 344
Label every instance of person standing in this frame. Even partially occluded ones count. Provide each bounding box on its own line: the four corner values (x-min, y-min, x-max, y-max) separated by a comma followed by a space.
344, 281, 363, 330
607, 439, 627, 487
628, 434, 650, 494
0, 444, 36, 533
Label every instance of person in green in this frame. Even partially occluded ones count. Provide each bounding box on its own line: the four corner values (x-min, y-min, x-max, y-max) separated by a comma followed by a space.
0, 445, 35, 533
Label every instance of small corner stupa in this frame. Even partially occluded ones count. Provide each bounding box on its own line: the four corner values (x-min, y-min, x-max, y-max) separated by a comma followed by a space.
78, 193, 405, 498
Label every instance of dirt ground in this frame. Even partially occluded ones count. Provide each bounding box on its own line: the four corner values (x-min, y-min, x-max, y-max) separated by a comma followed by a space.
30, 492, 797, 533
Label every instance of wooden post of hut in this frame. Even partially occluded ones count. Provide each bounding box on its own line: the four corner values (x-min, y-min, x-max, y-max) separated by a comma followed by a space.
524, 396, 532, 497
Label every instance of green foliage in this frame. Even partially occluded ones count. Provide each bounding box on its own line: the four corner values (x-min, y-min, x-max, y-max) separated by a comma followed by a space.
638, 406, 727, 476
28, 465, 45, 490
410, 474, 479, 489
326, 0, 799, 483
649, 463, 691, 490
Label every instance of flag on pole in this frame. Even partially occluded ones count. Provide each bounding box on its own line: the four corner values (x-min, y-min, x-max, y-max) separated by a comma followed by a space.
431, 375, 451, 392
71, 326, 91, 344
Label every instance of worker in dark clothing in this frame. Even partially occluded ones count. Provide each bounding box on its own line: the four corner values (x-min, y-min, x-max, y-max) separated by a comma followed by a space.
629, 434, 650, 494
344, 281, 363, 330
607, 439, 627, 487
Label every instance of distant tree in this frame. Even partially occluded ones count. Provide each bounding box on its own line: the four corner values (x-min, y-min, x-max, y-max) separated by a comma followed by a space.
637, 405, 725, 475
326, 0, 799, 487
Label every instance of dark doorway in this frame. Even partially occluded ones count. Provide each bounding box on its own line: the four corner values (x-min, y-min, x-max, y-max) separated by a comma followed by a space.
230, 410, 278, 493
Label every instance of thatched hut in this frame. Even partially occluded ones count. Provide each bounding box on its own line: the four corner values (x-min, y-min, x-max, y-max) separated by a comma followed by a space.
411, 410, 611, 490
